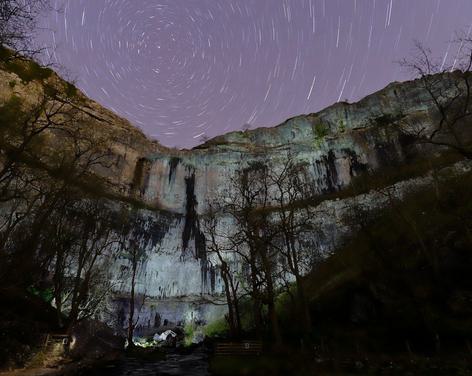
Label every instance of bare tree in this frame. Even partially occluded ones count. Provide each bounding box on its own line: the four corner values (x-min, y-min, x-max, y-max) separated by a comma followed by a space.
399, 35, 472, 159
0, 78, 113, 284
202, 201, 241, 338
0, 0, 51, 56
268, 154, 318, 336
118, 212, 151, 349
222, 160, 282, 345
60, 201, 117, 333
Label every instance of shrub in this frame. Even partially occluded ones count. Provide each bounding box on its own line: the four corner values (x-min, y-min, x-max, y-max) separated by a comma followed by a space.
314, 123, 329, 138
5, 59, 53, 83
65, 82, 78, 98
0, 95, 23, 127
183, 322, 196, 346
27, 287, 54, 304
0, 46, 14, 61
313, 122, 330, 147
203, 319, 229, 338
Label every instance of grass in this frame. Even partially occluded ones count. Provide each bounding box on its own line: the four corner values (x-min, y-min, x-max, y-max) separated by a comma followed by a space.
27, 287, 54, 304
65, 82, 78, 98
203, 319, 229, 338
299, 168, 472, 351
184, 322, 197, 347
3, 58, 53, 83
0, 46, 53, 83
211, 170, 472, 373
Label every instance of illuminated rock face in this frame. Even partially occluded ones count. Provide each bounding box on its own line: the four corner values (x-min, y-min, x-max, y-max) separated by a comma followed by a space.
1, 61, 468, 329
104, 74, 465, 329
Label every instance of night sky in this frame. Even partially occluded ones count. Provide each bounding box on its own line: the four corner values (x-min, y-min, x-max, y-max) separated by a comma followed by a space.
37, 0, 472, 149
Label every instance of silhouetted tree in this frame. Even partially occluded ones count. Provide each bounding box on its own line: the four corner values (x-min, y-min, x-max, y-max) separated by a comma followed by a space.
222, 159, 282, 345
0, 80, 115, 344
268, 154, 318, 337
0, 0, 51, 56
399, 35, 472, 159
118, 211, 150, 349
65, 201, 117, 333
0, 76, 113, 287
202, 201, 241, 338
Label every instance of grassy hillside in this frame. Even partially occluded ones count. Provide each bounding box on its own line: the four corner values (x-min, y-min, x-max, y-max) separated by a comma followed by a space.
211, 167, 472, 375
302, 167, 472, 355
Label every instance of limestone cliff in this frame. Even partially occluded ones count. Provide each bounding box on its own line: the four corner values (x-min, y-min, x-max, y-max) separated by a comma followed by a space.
1, 55, 470, 329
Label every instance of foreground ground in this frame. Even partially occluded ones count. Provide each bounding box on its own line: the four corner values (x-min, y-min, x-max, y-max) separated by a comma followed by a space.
4, 346, 470, 376
1, 160, 471, 375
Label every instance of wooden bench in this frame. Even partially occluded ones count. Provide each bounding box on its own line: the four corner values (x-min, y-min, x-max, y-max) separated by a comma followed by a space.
43, 334, 69, 349
215, 341, 263, 356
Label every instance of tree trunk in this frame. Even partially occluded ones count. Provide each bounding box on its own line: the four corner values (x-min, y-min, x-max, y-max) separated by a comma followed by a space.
295, 274, 312, 336
53, 253, 64, 328
67, 260, 84, 334
248, 250, 263, 338
267, 294, 282, 347
263, 257, 282, 346
221, 268, 236, 338
229, 275, 242, 338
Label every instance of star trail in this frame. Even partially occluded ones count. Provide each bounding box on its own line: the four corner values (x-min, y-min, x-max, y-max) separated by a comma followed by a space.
37, 0, 472, 149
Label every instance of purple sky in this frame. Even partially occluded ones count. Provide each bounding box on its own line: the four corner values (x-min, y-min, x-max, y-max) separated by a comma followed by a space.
38, 0, 472, 149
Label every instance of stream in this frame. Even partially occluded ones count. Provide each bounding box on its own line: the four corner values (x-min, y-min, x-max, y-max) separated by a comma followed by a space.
81, 348, 210, 376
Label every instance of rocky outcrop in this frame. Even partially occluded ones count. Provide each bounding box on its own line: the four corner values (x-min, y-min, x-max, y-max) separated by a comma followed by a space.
1, 56, 470, 329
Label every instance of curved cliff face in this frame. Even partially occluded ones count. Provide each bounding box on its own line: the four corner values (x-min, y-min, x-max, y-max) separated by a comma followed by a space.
112, 72, 464, 322
0, 57, 161, 198
122, 73, 472, 330
1, 57, 468, 327
137, 74, 445, 213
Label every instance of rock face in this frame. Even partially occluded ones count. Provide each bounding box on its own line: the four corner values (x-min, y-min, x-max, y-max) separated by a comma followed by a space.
104, 73, 469, 330
1, 58, 469, 329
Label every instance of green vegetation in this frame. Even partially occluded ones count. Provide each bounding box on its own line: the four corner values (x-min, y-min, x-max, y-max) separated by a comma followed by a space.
300, 169, 472, 352
43, 82, 78, 100
0, 95, 23, 128
0, 95, 35, 151
338, 119, 346, 133
313, 122, 329, 138
210, 168, 472, 375
3, 57, 53, 83
374, 113, 405, 127
184, 322, 197, 346
65, 82, 78, 98
27, 287, 54, 304
203, 319, 229, 338
274, 291, 294, 323
8, 80, 16, 88
0, 46, 14, 61
312, 122, 329, 147
43, 83, 59, 97
186, 319, 231, 344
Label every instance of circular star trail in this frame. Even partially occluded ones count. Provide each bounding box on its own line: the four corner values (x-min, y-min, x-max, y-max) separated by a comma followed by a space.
38, 0, 472, 149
